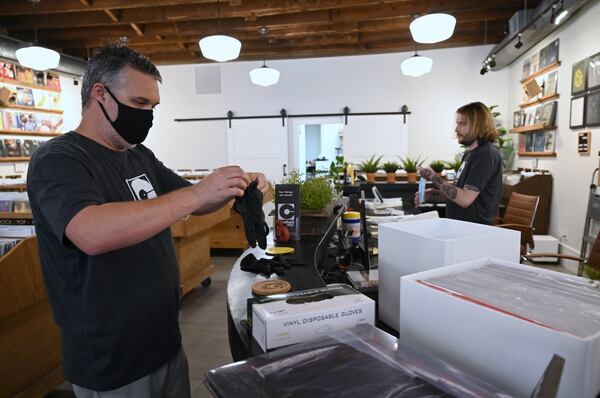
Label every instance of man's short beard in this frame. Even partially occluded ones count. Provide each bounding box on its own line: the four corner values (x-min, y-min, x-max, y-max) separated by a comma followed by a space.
459, 136, 476, 147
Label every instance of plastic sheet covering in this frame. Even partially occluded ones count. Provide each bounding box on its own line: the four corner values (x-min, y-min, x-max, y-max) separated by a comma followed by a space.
421, 263, 600, 338
204, 324, 510, 398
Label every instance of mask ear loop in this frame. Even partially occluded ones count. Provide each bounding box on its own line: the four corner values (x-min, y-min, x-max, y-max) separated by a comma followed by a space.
97, 85, 119, 125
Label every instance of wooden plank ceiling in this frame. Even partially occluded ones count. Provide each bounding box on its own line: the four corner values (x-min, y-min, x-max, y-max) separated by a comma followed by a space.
0, 0, 540, 65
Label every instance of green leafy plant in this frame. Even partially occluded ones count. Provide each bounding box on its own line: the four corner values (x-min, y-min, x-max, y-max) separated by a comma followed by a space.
278, 169, 335, 211
383, 161, 400, 173
300, 177, 336, 211
446, 158, 462, 172
359, 154, 383, 173
329, 155, 346, 189
489, 105, 515, 169
399, 155, 425, 173
430, 160, 446, 173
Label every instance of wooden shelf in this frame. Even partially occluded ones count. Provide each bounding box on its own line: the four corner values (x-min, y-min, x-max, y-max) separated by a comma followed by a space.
518, 152, 557, 157
0, 211, 33, 219
0, 77, 61, 93
0, 157, 29, 163
519, 93, 560, 109
520, 61, 561, 85
0, 105, 63, 115
0, 183, 27, 192
0, 129, 61, 137
510, 124, 556, 134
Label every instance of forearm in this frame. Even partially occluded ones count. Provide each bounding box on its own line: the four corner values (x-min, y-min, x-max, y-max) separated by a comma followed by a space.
431, 175, 477, 208
67, 185, 203, 255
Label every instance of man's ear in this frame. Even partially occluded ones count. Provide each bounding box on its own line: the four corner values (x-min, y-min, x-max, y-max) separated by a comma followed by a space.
91, 83, 107, 104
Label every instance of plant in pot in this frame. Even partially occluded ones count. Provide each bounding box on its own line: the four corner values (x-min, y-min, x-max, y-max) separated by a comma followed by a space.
382, 161, 400, 183
446, 157, 462, 172
429, 160, 446, 177
278, 169, 338, 235
399, 155, 424, 183
489, 105, 515, 170
360, 154, 383, 183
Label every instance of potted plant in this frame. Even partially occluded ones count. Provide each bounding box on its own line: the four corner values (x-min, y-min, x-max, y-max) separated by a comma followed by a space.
489, 105, 515, 170
360, 154, 383, 183
446, 157, 462, 172
399, 155, 424, 183
430, 160, 446, 177
382, 161, 400, 183
277, 169, 338, 235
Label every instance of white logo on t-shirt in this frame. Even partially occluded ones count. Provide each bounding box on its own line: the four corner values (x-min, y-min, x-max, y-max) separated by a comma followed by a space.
125, 174, 157, 201
456, 161, 467, 181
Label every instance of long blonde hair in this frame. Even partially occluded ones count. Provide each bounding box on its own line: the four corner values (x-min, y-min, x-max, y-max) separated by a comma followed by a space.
456, 102, 498, 143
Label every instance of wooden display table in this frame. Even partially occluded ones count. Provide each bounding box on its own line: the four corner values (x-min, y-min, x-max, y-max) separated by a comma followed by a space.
0, 237, 63, 398
171, 206, 230, 296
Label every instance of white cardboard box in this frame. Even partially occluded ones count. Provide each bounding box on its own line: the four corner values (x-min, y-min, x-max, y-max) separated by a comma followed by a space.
530, 235, 560, 263
400, 258, 600, 398
378, 218, 520, 331
251, 285, 375, 352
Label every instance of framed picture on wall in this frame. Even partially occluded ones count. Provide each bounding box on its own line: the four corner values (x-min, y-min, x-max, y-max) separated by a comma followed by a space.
588, 52, 600, 92
570, 96, 586, 128
572, 59, 587, 95
585, 91, 600, 127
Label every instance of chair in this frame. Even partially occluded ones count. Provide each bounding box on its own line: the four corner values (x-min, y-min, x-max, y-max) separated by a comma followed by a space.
525, 231, 600, 277
496, 192, 540, 258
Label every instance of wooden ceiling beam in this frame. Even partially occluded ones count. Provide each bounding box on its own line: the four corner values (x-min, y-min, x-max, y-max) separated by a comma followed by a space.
0, 0, 214, 16
103, 9, 120, 22
147, 33, 501, 64
4, 0, 523, 31
130, 23, 145, 36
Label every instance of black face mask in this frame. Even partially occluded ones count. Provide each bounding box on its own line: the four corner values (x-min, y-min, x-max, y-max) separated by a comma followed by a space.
97, 86, 153, 145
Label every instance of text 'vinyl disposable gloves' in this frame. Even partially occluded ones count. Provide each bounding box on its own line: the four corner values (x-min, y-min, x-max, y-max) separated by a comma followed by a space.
234, 179, 269, 250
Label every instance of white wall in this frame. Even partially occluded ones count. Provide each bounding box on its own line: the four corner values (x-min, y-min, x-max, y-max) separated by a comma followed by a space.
0, 74, 81, 177
508, 0, 600, 258
147, 45, 510, 171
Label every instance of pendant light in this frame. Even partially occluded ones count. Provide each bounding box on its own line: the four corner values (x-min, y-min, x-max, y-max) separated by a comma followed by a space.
15, 0, 60, 71
409, 13, 456, 44
249, 27, 280, 87
401, 44, 432, 77
199, 0, 241, 62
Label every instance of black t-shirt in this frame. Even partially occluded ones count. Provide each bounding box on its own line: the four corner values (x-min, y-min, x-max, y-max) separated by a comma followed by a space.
27, 132, 191, 391
445, 141, 502, 225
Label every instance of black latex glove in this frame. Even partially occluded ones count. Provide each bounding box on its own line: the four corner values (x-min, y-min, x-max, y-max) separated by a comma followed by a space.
272, 256, 304, 268
233, 180, 269, 250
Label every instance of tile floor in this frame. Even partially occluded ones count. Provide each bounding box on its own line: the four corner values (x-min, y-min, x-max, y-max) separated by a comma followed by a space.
46, 253, 240, 398
44, 253, 575, 398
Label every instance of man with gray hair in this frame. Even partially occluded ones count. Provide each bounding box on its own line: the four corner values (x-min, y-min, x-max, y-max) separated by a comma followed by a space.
27, 45, 267, 397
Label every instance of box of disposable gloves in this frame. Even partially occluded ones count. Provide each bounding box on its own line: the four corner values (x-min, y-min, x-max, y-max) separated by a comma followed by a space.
248, 284, 375, 352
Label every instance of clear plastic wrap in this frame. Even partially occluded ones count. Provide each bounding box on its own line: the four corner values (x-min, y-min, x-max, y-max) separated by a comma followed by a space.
421, 263, 600, 338
204, 324, 510, 398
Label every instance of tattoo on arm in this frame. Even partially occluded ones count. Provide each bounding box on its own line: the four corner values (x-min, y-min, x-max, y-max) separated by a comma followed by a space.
431, 175, 445, 188
430, 190, 447, 203
464, 184, 480, 192
439, 184, 458, 200
420, 168, 434, 180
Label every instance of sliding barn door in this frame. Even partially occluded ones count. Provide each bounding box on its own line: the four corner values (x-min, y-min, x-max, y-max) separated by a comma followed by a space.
227, 119, 289, 183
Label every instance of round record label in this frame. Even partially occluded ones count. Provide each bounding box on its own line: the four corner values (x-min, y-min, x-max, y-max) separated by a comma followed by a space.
265, 246, 295, 255
252, 280, 292, 296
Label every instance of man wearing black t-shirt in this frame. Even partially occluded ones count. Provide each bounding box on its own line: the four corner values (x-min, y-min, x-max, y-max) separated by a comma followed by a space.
417, 102, 502, 225
27, 45, 267, 397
